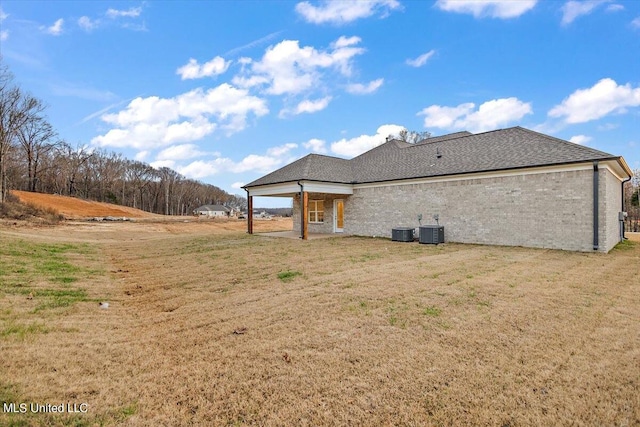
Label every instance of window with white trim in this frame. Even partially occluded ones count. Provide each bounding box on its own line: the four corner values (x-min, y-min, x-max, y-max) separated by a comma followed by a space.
308, 200, 324, 223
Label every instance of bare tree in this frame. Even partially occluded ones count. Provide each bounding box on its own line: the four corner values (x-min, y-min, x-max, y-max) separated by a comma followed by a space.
158, 167, 182, 215
124, 160, 155, 210
0, 64, 44, 201
17, 116, 58, 192
57, 142, 94, 196
397, 129, 432, 144
624, 168, 640, 232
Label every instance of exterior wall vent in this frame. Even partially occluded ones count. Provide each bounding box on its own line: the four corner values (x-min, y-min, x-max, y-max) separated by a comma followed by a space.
419, 226, 444, 244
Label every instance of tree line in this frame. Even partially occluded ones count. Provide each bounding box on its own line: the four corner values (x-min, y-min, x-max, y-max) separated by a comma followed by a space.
0, 62, 246, 215
624, 170, 640, 232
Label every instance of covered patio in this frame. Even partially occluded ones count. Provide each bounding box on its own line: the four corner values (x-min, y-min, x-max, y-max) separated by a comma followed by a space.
244, 181, 353, 240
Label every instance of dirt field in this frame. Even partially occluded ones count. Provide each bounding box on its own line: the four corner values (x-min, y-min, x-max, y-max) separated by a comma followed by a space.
1, 217, 639, 426
11, 191, 162, 219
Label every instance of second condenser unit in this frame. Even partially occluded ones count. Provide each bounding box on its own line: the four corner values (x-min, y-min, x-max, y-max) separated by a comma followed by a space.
419, 226, 444, 244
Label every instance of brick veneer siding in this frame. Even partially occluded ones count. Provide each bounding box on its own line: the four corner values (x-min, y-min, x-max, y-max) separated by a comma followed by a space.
600, 168, 623, 252
292, 193, 345, 234
345, 169, 603, 252
288, 168, 623, 252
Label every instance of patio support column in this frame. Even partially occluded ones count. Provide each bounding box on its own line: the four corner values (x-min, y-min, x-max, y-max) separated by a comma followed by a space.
302, 191, 308, 240
247, 194, 253, 234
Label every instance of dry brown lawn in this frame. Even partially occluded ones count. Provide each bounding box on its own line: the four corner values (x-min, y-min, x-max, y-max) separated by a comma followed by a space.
1, 219, 638, 426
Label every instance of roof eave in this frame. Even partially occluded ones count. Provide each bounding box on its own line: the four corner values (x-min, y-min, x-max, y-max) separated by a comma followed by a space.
244, 178, 353, 190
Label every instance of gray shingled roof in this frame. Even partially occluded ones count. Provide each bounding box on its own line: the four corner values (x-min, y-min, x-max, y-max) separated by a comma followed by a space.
245, 154, 353, 187
244, 127, 620, 188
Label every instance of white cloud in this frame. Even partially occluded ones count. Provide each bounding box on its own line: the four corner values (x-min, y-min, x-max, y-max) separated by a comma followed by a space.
135, 151, 149, 161
303, 138, 327, 154
332, 35, 361, 49
548, 78, 640, 123
172, 150, 285, 179
632, 16, 640, 28
0, 9, 10, 41
561, 0, 609, 25
156, 144, 207, 161
233, 37, 365, 96
569, 135, 592, 145
283, 96, 332, 116
330, 124, 405, 158
232, 154, 284, 173
107, 7, 142, 18
267, 143, 298, 157
78, 16, 99, 31
406, 50, 436, 67
606, 4, 624, 12
43, 18, 64, 36
176, 57, 231, 80
92, 84, 268, 149
177, 152, 286, 180
150, 159, 176, 170
436, 0, 537, 18
295, 0, 400, 24
346, 78, 383, 95
419, 97, 533, 132
231, 182, 245, 189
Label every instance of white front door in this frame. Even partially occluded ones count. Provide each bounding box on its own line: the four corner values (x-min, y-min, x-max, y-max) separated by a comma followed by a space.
333, 199, 344, 233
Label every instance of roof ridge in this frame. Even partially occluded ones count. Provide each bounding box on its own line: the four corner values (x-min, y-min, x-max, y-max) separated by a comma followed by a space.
514, 126, 615, 157
307, 152, 350, 161
244, 126, 628, 189
351, 138, 407, 160
302, 155, 313, 177
410, 131, 475, 147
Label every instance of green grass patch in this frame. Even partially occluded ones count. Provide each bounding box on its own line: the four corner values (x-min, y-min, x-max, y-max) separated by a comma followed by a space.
0, 239, 99, 316
0, 319, 49, 339
33, 289, 88, 312
277, 270, 303, 282
0, 381, 21, 404
613, 239, 636, 251
0, 240, 93, 287
423, 306, 442, 317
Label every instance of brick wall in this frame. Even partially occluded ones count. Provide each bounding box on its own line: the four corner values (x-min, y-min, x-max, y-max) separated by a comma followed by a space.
600, 168, 623, 252
345, 169, 598, 252
289, 168, 623, 252
292, 193, 343, 234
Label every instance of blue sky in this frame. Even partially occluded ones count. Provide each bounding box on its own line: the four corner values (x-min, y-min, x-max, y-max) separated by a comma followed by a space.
1, 0, 639, 207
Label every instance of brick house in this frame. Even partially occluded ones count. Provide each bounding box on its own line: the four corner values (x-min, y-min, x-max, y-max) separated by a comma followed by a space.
243, 127, 632, 252
194, 204, 230, 217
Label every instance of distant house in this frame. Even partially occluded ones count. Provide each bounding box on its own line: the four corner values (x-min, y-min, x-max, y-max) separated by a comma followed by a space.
253, 211, 271, 219
194, 205, 230, 217
243, 127, 632, 252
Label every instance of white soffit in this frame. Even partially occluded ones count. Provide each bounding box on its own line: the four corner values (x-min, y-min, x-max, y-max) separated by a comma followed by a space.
247, 181, 353, 197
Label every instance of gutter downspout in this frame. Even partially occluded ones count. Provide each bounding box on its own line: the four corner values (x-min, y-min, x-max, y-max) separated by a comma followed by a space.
593, 161, 599, 251
621, 175, 632, 240
297, 181, 304, 239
